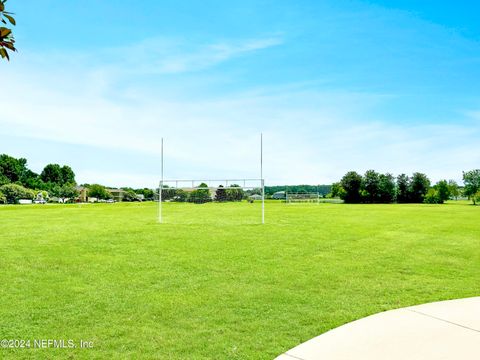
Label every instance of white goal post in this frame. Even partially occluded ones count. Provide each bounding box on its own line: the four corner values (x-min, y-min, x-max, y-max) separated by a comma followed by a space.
285, 192, 320, 204
158, 135, 265, 224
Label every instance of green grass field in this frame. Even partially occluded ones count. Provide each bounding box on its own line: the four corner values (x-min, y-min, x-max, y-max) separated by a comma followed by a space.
0, 201, 479, 359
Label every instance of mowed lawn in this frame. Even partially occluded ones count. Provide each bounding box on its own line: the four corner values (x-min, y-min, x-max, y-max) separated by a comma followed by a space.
0, 201, 479, 359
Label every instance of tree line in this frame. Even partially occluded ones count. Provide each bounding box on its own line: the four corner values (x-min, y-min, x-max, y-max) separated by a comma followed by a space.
159, 184, 245, 204
0, 154, 154, 204
0, 154, 79, 203
332, 170, 480, 205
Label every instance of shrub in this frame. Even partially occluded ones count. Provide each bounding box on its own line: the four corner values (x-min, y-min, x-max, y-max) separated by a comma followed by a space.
226, 185, 244, 201
0, 183, 35, 204
215, 185, 227, 202
0, 190, 6, 204
424, 188, 441, 204
188, 183, 211, 204
173, 189, 188, 202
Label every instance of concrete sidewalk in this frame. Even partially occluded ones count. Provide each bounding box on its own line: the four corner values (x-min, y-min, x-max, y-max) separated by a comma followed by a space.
276, 297, 480, 360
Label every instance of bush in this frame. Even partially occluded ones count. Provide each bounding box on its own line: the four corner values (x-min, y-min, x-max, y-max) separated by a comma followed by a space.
188, 183, 211, 204
226, 185, 244, 201
0, 190, 6, 204
173, 189, 188, 202
215, 185, 227, 202
424, 188, 441, 204
0, 183, 35, 204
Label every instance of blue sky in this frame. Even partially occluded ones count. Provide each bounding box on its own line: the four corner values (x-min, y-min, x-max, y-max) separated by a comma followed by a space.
1, 0, 479, 187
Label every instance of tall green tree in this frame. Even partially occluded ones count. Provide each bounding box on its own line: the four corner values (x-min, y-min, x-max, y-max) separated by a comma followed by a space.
40, 164, 63, 185
434, 180, 450, 203
409, 172, 430, 203
340, 171, 363, 203
378, 173, 396, 203
463, 169, 480, 205
0, 154, 47, 189
61, 165, 76, 185
0, 154, 25, 184
40, 164, 76, 187
448, 180, 460, 200
0, 0, 16, 61
363, 170, 380, 203
396, 174, 410, 203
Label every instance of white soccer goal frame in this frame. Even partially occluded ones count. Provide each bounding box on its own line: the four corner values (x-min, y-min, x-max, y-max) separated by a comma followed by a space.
285, 192, 320, 204
158, 135, 265, 224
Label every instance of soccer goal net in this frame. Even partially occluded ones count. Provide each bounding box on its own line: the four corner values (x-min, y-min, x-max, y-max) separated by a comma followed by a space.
158, 179, 265, 224
157, 135, 265, 224
285, 192, 320, 204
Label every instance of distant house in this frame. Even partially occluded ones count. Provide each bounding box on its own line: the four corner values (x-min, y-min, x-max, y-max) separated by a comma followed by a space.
272, 191, 286, 199
76, 187, 125, 202
76, 186, 88, 202
107, 189, 125, 202
249, 194, 262, 200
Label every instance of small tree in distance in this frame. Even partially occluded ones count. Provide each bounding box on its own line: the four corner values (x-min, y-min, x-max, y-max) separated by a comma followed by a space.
363, 170, 380, 203
340, 171, 363, 203
463, 169, 480, 205
396, 174, 410, 203
435, 180, 450, 203
448, 180, 460, 200
215, 185, 227, 202
226, 184, 244, 201
378, 173, 396, 203
188, 183, 211, 204
409, 172, 430, 203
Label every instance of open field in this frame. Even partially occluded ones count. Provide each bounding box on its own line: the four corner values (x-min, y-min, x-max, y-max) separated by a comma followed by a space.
0, 201, 479, 359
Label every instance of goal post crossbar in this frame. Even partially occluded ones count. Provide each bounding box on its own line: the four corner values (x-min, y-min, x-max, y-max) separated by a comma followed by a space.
160, 179, 263, 190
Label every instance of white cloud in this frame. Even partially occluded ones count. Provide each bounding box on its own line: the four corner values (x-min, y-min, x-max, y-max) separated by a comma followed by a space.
92, 35, 284, 75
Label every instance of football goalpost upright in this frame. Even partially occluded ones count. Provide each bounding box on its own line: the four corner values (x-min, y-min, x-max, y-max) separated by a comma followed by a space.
158, 135, 265, 224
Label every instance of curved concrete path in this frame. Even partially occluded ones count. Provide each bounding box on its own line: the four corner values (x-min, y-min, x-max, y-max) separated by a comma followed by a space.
276, 297, 480, 360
